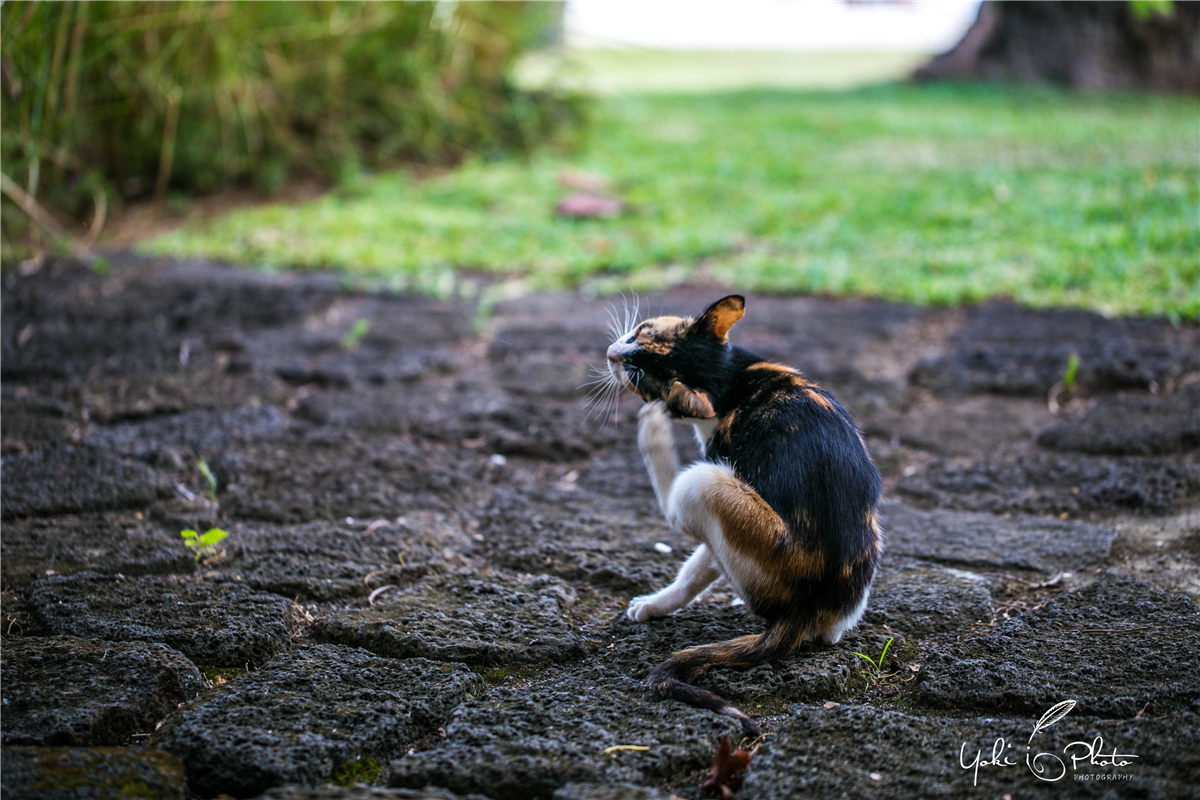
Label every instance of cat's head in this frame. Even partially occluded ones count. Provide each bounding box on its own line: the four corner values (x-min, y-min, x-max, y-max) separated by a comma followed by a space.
606, 295, 745, 418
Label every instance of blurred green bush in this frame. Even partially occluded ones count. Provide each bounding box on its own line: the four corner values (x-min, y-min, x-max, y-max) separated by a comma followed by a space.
0, 0, 581, 262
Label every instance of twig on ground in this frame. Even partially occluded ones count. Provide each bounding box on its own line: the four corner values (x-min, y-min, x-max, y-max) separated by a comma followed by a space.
367, 584, 397, 606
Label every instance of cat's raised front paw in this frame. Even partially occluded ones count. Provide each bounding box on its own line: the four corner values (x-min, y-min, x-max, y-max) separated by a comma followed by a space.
637, 400, 673, 455
639, 399, 669, 421
626, 594, 668, 622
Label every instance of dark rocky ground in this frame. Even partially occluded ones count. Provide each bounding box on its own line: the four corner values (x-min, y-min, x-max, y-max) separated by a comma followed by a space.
2, 255, 1198, 800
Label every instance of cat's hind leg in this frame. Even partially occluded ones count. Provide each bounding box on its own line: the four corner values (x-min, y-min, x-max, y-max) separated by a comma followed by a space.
627, 544, 721, 622
663, 462, 820, 603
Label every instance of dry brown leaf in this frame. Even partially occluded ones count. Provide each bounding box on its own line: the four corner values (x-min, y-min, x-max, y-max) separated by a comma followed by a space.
701, 733, 753, 798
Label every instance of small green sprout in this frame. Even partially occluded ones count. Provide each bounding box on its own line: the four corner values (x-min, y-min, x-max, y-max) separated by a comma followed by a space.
851, 637, 895, 681
197, 458, 218, 498
1061, 352, 1080, 391
341, 318, 370, 350
181, 528, 228, 562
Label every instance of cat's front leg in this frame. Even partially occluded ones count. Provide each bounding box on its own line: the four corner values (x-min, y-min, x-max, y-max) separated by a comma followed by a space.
627, 544, 721, 622
638, 400, 678, 518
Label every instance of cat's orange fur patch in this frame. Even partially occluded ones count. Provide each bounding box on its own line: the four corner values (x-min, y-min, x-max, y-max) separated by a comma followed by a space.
802, 388, 836, 412
746, 361, 804, 380
701, 469, 825, 587
636, 315, 692, 354
865, 508, 883, 555
714, 409, 738, 445
747, 362, 836, 408
698, 296, 745, 341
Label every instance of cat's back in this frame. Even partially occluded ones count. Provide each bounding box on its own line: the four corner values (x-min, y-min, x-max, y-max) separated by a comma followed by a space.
709, 355, 881, 546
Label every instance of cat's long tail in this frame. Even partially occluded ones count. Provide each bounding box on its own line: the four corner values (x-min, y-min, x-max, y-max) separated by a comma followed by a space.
646, 616, 810, 736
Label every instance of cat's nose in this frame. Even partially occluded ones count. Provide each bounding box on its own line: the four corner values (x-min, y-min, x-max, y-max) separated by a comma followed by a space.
606, 344, 622, 363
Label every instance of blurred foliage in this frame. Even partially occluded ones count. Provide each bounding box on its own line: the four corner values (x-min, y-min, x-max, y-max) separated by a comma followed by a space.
1129, 0, 1174, 21
0, 0, 581, 262
145, 82, 1199, 318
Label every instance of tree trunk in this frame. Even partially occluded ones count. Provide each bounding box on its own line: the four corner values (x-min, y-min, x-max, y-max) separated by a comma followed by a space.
914, 1, 1200, 92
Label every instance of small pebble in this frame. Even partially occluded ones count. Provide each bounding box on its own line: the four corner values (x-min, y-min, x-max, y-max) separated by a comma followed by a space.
653, 542, 673, 554
345, 516, 355, 525
489, 453, 507, 466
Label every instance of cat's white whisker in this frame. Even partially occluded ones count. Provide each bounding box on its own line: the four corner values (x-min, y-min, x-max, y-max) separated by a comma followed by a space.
580, 374, 613, 391
604, 303, 624, 340
584, 381, 623, 427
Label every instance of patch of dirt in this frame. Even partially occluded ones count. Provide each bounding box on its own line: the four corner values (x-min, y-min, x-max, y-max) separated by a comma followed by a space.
909, 301, 1200, 397
1037, 380, 1200, 456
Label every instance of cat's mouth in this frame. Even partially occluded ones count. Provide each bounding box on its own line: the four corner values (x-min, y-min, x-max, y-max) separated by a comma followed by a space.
608, 358, 631, 390
614, 364, 652, 401
606, 357, 638, 395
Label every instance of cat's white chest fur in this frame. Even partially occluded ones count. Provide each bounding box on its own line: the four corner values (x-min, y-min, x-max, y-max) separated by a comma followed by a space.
689, 417, 718, 455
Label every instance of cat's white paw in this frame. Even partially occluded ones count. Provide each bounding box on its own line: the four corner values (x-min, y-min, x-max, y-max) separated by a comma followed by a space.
626, 594, 668, 622
637, 400, 673, 456
639, 399, 669, 420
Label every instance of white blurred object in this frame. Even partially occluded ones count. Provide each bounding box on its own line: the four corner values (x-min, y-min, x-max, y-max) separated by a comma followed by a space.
654, 542, 673, 554
566, 0, 981, 53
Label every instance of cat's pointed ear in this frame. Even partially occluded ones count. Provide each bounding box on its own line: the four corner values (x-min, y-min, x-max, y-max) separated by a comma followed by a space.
665, 381, 715, 419
691, 295, 745, 342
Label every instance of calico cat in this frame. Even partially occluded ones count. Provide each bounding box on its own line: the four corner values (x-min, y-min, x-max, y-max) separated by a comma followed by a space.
605, 294, 881, 735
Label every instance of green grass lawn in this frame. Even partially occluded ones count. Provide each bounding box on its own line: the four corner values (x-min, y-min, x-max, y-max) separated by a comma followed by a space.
142, 80, 1199, 318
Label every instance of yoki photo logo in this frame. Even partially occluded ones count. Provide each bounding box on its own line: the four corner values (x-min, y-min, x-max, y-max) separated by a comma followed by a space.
960, 700, 1139, 786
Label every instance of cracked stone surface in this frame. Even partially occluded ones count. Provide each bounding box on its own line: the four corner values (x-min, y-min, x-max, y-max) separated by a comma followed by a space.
863, 558, 994, 634
478, 477, 689, 595
738, 703, 1200, 800
879, 501, 1119, 571
252, 788, 493, 800
0, 636, 204, 746
209, 429, 491, 524
897, 452, 1200, 516
0, 746, 189, 800
1, 446, 167, 518
3, 257, 1197, 799
598, 602, 899, 707
908, 302, 1200, 397
151, 645, 484, 798
1, 512, 196, 590
24, 571, 298, 667
83, 404, 288, 462
312, 570, 587, 665
1036, 382, 1200, 456
385, 671, 740, 800
916, 576, 1200, 717
208, 515, 470, 601
553, 784, 675, 800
